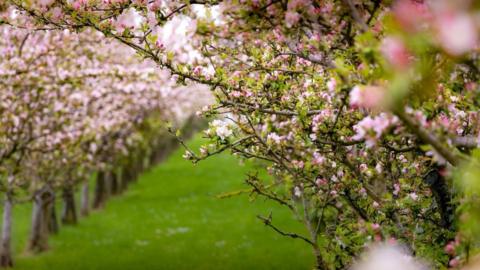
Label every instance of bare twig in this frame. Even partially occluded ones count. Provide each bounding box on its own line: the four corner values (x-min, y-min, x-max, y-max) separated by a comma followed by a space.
257, 214, 315, 246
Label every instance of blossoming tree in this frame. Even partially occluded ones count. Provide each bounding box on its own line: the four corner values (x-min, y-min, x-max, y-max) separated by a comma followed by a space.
0, 6, 211, 266
3, 0, 480, 269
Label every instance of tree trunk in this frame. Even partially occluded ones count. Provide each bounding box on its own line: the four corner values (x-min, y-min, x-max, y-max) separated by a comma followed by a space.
118, 168, 126, 193
425, 167, 454, 229
129, 159, 138, 183
147, 150, 154, 169
148, 147, 156, 168
28, 189, 53, 253
93, 171, 108, 209
61, 187, 77, 225
80, 182, 89, 217
48, 194, 59, 234
104, 170, 112, 197
0, 193, 13, 268
133, 158, 140, 181
312, 244, 326, 270
134, 152, 144, 180
110, 170, 119, 195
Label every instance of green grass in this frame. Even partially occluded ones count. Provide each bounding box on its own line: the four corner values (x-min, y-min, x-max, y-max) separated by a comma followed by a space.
9, 136, 313, 269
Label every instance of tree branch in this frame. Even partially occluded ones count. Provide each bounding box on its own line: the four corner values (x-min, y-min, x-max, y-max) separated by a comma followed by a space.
394, 108, 466, 166
257, 214, 315, 246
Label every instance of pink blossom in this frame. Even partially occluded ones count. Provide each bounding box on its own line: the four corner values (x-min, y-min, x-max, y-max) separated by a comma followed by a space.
352, 113, 397, 148
115, 8, 143, 33
393, 184, 400, 196
315, 178, 327, 186
292, 160, 304, 169
272, 28, 286, 42
267, 132, 283, 145
381, 37, 411, 70
359, 163, 368, 172
393, 0, 429, 32
327, 78, 336, 92
285, 11, 301, 28
436, 12, 478, 56
231, 91, 242, 98
267, 5, 279, 16
465, 82, 477, 91
72, 1, 83, 10
148, 0, 164, 11
50, 7, 63, 20
444, 242, 455, 255
349, 85, 386, 109
449, 258, 459, 268
312, 152, 325, 165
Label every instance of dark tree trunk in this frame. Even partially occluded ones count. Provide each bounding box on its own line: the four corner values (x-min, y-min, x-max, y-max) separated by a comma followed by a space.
425, 167, 455, 230
80, 182, 89, 217
313, 246, 326, 270
0, 193, 13, 268
48, 194, 59, 234
104, 170, 113, 197
28, 189, 53, 253
61, 187, 77, 225
118, 168, 127, 193
131, 164, 139, 182
110, 170, 119, 195
129, 159, 138, 182
149, 148, 156, 168
134, 152, 145, 179
93, 171, 108, 209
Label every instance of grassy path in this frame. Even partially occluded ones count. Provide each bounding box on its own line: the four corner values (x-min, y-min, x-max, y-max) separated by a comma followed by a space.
10, 137, 312, 269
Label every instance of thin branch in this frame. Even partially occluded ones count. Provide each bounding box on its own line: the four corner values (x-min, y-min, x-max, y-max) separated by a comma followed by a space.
257, 214, 315, 246
246, 175, 294, 210
222, 101, 323, 116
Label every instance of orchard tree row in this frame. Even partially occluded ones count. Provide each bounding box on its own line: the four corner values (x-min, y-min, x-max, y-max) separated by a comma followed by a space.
0, 8, 211, 267
2, 0, 480, 269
